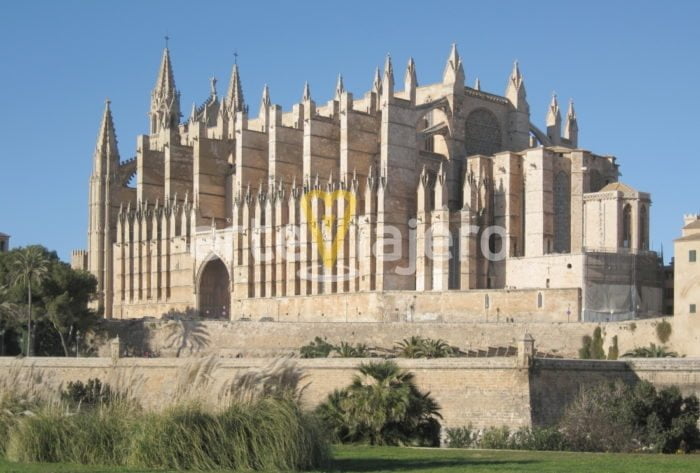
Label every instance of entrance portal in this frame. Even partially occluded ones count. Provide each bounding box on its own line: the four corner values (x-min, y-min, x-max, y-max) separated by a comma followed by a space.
198, 258, 230, 318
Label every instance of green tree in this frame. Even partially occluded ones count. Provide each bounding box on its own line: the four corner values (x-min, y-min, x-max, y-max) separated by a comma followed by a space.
10, 247, 49, 356
316, 360, 441, 446
42, 264, 98, 356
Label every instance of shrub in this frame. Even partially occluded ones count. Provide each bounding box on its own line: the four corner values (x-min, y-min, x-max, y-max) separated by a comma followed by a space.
479, 426, 511, 449
622, 343, 678, 358
60, 378, 114, 408
6, 401, 137, 464
316, 360, 441, 446
559, 380, 700, 453
656, 320, 672, 344
607, 335, 619, 360
300, 337, 334, 358
509, 426, 568, 451
445, 425, 476, 448
579, 327, 606, 359
394, 336, 455, 359
333, 342, 370, 358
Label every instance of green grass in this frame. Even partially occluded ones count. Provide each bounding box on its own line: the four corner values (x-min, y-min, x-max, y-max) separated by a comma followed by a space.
1, 445, 699, 473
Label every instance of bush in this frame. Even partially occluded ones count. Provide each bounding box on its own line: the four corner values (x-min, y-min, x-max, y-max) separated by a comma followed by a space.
60, 378, 114, 408
559, 380, 700, 453
509, 426, 568, 451
316, 360, 442, 446
393, 336, 455, 359
299, 337, 334, 358
608, 335, 619, 360
7, 402, 137, 464
333, 342, 370, 358
479, 426, 511, 449
579, 327, 606, 360
445, 425, 476, 448
656, 320, 672, 344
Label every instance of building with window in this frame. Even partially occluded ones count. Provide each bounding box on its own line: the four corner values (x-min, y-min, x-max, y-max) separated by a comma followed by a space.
674, 215, 700, 315
72, 45, 662, 322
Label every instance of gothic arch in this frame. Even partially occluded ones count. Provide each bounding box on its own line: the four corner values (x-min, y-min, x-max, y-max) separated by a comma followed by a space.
553, 171, 571, 253
622, 204, 632, 249
465, 108, 502, 156
639, 205, 648, 250
196, 253, 231, 319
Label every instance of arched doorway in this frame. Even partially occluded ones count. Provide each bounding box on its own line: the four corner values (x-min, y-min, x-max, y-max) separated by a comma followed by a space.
198, 258, 230, 319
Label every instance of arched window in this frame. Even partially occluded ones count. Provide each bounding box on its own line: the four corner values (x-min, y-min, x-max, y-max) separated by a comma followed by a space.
639, 205, 648, 250
465, 108, 502, 156
484, 294, 490, 309
537, 292, 543, 309
553, 171, 571, 253
622, 204, 632, 248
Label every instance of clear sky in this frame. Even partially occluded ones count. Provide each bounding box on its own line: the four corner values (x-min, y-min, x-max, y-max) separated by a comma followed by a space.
0, 0, 698, 263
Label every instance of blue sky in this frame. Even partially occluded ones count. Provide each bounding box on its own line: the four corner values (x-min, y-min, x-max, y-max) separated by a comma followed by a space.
0, 0, 698, 263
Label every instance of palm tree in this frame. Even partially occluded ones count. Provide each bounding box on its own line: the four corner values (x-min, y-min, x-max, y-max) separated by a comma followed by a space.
333, 342, 370, 358
418, 338, 454, 358
11, 247, 49, 356
394, 336, 425, 358
316, 360, 441, 446
622, 343, 679, 358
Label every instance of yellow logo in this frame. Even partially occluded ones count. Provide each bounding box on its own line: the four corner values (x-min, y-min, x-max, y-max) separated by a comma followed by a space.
301, 190, 357, 270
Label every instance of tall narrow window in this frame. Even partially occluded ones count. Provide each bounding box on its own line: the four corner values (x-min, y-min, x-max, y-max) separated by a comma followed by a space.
622, 204, 632, 249
553, 171, 570, 253
690, 250, 697, 263
639, 205, 648, 250
537, 292, 543, 309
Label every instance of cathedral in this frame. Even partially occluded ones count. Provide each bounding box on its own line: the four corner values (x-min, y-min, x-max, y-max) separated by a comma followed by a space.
72, 45, 662, 323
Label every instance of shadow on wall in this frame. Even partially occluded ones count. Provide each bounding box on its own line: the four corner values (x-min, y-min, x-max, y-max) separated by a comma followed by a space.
162, 308, 211, 357
528, 359, 641, 426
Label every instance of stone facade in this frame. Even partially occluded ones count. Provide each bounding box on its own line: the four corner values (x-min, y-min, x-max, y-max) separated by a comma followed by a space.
674, 214, 700, 315
73, 45, 662, 322
4, 355, 700, 431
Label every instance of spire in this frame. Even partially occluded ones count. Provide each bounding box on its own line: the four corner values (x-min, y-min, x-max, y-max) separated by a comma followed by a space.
334, 74, 345, 101
189, 102, 197, 123
372, 67, 382, 95
546, 93, 562, 144
443, 43, 465, 86
259, 84, 271, 115
382, 54, 394, 99
546, 93, 561, 127
474, 77, 481, 91
302, 81, 312, 102
505, 61, 528, 112
226, 63, 245, 113
93, 99, 120, 175
565, 99, 578, 147
404, 57, 417, 103
149, 47, 181, 133
154, 47, 176, 97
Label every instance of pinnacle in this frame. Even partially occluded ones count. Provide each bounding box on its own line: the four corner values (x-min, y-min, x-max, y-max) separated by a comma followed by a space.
335, 74, 345, 100
226, 63, 245, 112
302, 81, 311, 102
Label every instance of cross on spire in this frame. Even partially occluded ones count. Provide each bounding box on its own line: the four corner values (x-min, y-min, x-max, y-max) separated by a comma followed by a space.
164, 34, 170, 49
233, 49, 238, 65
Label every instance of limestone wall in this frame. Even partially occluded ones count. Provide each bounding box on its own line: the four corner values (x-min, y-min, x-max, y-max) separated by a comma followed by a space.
233, 288, 581, 323
92, 314, 699, 360
0, 357, 531, 431
3, 356, 699, 432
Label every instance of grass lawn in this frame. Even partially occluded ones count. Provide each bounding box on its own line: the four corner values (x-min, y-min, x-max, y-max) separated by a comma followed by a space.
1, 445, 699, 473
